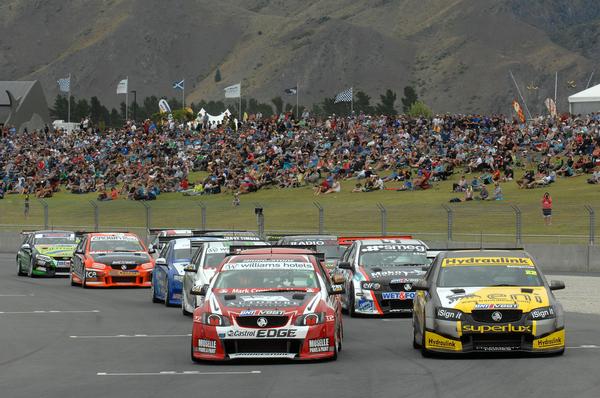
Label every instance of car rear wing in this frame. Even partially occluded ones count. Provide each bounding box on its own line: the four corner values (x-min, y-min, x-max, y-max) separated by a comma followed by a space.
337, 235, 413, 246
227, 245, 325, 263
426, 246, 525, 251
190, 238, 231, 248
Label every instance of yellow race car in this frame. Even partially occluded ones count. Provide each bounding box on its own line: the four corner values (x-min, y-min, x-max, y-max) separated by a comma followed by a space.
412, 250, 565, 355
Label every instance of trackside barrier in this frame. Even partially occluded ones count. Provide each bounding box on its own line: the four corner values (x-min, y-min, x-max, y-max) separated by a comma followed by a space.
377, 203, 387, 236
314, 202, 324, 234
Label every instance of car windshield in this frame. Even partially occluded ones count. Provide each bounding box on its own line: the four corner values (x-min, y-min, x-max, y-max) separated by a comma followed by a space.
214, 269, 319, 289
359, 252, 429, 268
90, 238, 144, 252
34, 235, 76, 245
437, 265, 543, 287
317, 245, 344, 259
203, 252, 228, 269
173, 248, 194, 261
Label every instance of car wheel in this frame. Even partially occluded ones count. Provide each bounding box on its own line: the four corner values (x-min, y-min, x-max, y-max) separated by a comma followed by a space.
82, 270, 88, 288
17, 259, 26, 276
182, 299, 192, 316
348, 286, 357, 317
164, 279, 171, 307
191, 340, 202, 363
412, 321, 421, 349
151, 283, 161, 303
70, 271, 77, 286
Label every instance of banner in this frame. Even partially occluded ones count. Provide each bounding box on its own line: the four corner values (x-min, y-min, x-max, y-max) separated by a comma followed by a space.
512, 100, 526, 123
544, 98, 557, 117
158, 99, 171, 114
116, 79, 128, 94
224, 83, 241, 98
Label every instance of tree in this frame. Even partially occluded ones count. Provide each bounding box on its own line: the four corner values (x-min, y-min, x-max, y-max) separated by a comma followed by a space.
407, 101, 433, 118
321, 97, 348, 116
74, 99, 90, 121
214, 68, 222, 82
89, 96, 104, 124
354, 91, 374, 114
49, 94, 68, 120
401, 86, 418, 113
376, 89, 397, 115
271, 96, 284, 115
109, 108, 121, 128
141, 96, 159, 120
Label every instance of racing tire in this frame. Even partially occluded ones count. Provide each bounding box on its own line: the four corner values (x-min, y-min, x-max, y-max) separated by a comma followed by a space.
151, 283, 161, 303
27, 260, 35, 278
348, 286, 357, 318
70, 272, 77, 286
17, 260, 26, 276
412, 317, 422, 349
81, 270, 88, 288
164, 280, 171, 307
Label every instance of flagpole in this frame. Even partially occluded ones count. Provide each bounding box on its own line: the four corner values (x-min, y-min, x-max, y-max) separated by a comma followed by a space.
67, 73, 71, 124
296, 81, 299, 120
350, 87, 354, 115
239, 82, 242, 123
182, 79, 185, 109
125, 76, 129, 121
509, 71, 532, 120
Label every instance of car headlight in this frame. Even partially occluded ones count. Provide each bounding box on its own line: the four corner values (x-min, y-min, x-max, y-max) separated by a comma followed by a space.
91, 263, 107, 270
141, 262, 153, 270
173, 274, 184, 282
435, 307, 464, 321
528, 306, 556, 320
361, 282, 381, 290
200, 313, 231, 326
35, 254, 53, 264
295, 312, 325, 326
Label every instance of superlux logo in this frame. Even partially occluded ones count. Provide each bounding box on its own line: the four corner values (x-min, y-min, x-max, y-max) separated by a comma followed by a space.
462, 324, 532, 333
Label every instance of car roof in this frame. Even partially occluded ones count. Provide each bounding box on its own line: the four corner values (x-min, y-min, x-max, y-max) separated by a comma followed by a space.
235, 248, 317, 255
32, 230, 74, 234
87, 232, 138, 237
440, 250, 530, 259
280, 235, 338, 240
357, 239, 426, 245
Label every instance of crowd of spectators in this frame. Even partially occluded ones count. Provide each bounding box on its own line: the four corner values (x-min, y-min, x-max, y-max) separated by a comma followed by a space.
1, 111, 599, 202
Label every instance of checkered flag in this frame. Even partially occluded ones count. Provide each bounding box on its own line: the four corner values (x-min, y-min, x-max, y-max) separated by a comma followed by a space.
57, 76, 70, 92
334, 87, 352, 103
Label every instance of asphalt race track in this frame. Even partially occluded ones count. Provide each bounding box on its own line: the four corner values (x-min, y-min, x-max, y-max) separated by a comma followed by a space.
1, 253, 599, 398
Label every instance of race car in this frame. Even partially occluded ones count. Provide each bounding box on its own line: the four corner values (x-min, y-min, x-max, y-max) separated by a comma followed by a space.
17, 230, 78, 277
190, 247, 345, 361
70, 232, 155, 288
412, 250, 566, 355
276, 235, 344, 271
335, 237, 429, 316
148, 229, 195, 254
152, 237, 220, 306
181, 239, 265, 316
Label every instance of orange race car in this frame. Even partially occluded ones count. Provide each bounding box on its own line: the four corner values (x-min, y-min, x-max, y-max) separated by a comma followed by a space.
70, 232, 155, 288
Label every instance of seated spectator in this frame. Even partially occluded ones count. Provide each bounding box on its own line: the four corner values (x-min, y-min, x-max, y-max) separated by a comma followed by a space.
453, 175, 467, 192
588, 169, 600, 184
479, 184, 489, 200
470, 177, 481, 191
493, 182, 503, 200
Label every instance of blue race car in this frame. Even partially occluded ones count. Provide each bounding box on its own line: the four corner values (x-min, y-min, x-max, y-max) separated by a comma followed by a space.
151, 237, 221, 306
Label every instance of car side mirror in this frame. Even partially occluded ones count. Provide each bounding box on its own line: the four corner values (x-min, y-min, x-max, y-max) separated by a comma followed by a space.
155, 258, 167, 267
413, 279, 429, 291
329, 284, 345, 295
331, 274, 345, 285
549, 280, 565, 291
183, 265, 196, 272
74, 248, 84, 255
21, 243, 31, 251
191, 284, 209, 296
148, 245, 156, 254
421, 264, 431, 272
338, 261, 352, 270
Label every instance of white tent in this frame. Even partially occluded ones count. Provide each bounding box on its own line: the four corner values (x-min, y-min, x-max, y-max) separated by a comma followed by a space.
196, 108, 232, 128
568, 84, 600, 115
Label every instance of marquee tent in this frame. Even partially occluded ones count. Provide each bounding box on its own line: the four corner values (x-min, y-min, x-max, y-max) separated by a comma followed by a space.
568, 83, 600, 115
0, 81, 51, 132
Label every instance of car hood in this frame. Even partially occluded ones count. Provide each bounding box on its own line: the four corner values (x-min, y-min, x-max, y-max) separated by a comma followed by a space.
360, 266, 425, 282
172, 261, 188, 275
209, 289, 319, 315
35, 244, 77, 257
90, 252, 151, 266
436, 286, 550, 313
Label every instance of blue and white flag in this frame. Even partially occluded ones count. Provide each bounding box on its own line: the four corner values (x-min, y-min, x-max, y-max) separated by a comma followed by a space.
173, 79, 184, 90
57, 76, 70, 92
334, 87, 353, 103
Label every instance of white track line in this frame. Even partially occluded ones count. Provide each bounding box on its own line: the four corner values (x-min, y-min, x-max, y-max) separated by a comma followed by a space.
97, 370, 262, 376
0, 294, 34, 297
568, 345, 599, 349
0, 310, 99, 314
70, 334, 191, 339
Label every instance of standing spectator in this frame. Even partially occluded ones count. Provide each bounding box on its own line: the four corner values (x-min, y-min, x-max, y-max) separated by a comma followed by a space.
24, 194, 30, 217
542, 192, 553, 226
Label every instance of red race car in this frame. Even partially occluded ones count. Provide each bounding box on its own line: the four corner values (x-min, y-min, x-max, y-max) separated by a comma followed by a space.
70, 232, 155, 287
190, 247, 345, 361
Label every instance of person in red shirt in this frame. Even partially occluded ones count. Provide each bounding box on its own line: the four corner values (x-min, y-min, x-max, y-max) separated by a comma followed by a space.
542, 192, 552, 226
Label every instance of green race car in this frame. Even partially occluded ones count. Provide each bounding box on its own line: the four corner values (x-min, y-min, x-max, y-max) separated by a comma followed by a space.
17, 230, 78, 277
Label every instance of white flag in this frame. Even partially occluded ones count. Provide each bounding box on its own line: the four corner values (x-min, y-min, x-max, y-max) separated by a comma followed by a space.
116, 79, 128, 94
224, 83, 241, 98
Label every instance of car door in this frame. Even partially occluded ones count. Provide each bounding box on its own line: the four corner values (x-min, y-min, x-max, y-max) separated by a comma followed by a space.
413, 259, 435, 333
18, 234, 32, 270
155, 243, 170, 297
183, 244, 204, 308
72, 237, 87, 279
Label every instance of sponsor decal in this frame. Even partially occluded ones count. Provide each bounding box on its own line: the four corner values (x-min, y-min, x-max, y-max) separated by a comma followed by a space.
85, 270, 98, 278
330, 285, 344, 293
227, 330, 257, 337
90, 235, 138, 241
110, 270, 139, 276
196, 339, 217, 354
357, 297, 374, 312
462, 324, 532, 333
491, 311, 503, 322
361, 244, 426, 253
240, 296, 290, 303
370, 270, 421, 278
446, 293, 482, 304
239, 310, 285, 316
525, 270, 538, 275
474, 303, 518, 309
207, 247, 229, 254
381, 291, 416, 300
362, 282, 381, 290
289, 241, 326, 246
436, 308, 463, 320
325, 315, 335, 322
35, 233, 75, 239
404, 283, 412, 291
475, 346, 518, 352
256, 329, 297, 338
530, 307, 555, 319
113, 261, 137, 266
442, 257, 534, 267
222, 260, 313, 271
425, 331, 462, 351
309, 338, 330, 353
533, 330, 565, 349
256, 317, 268, 327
